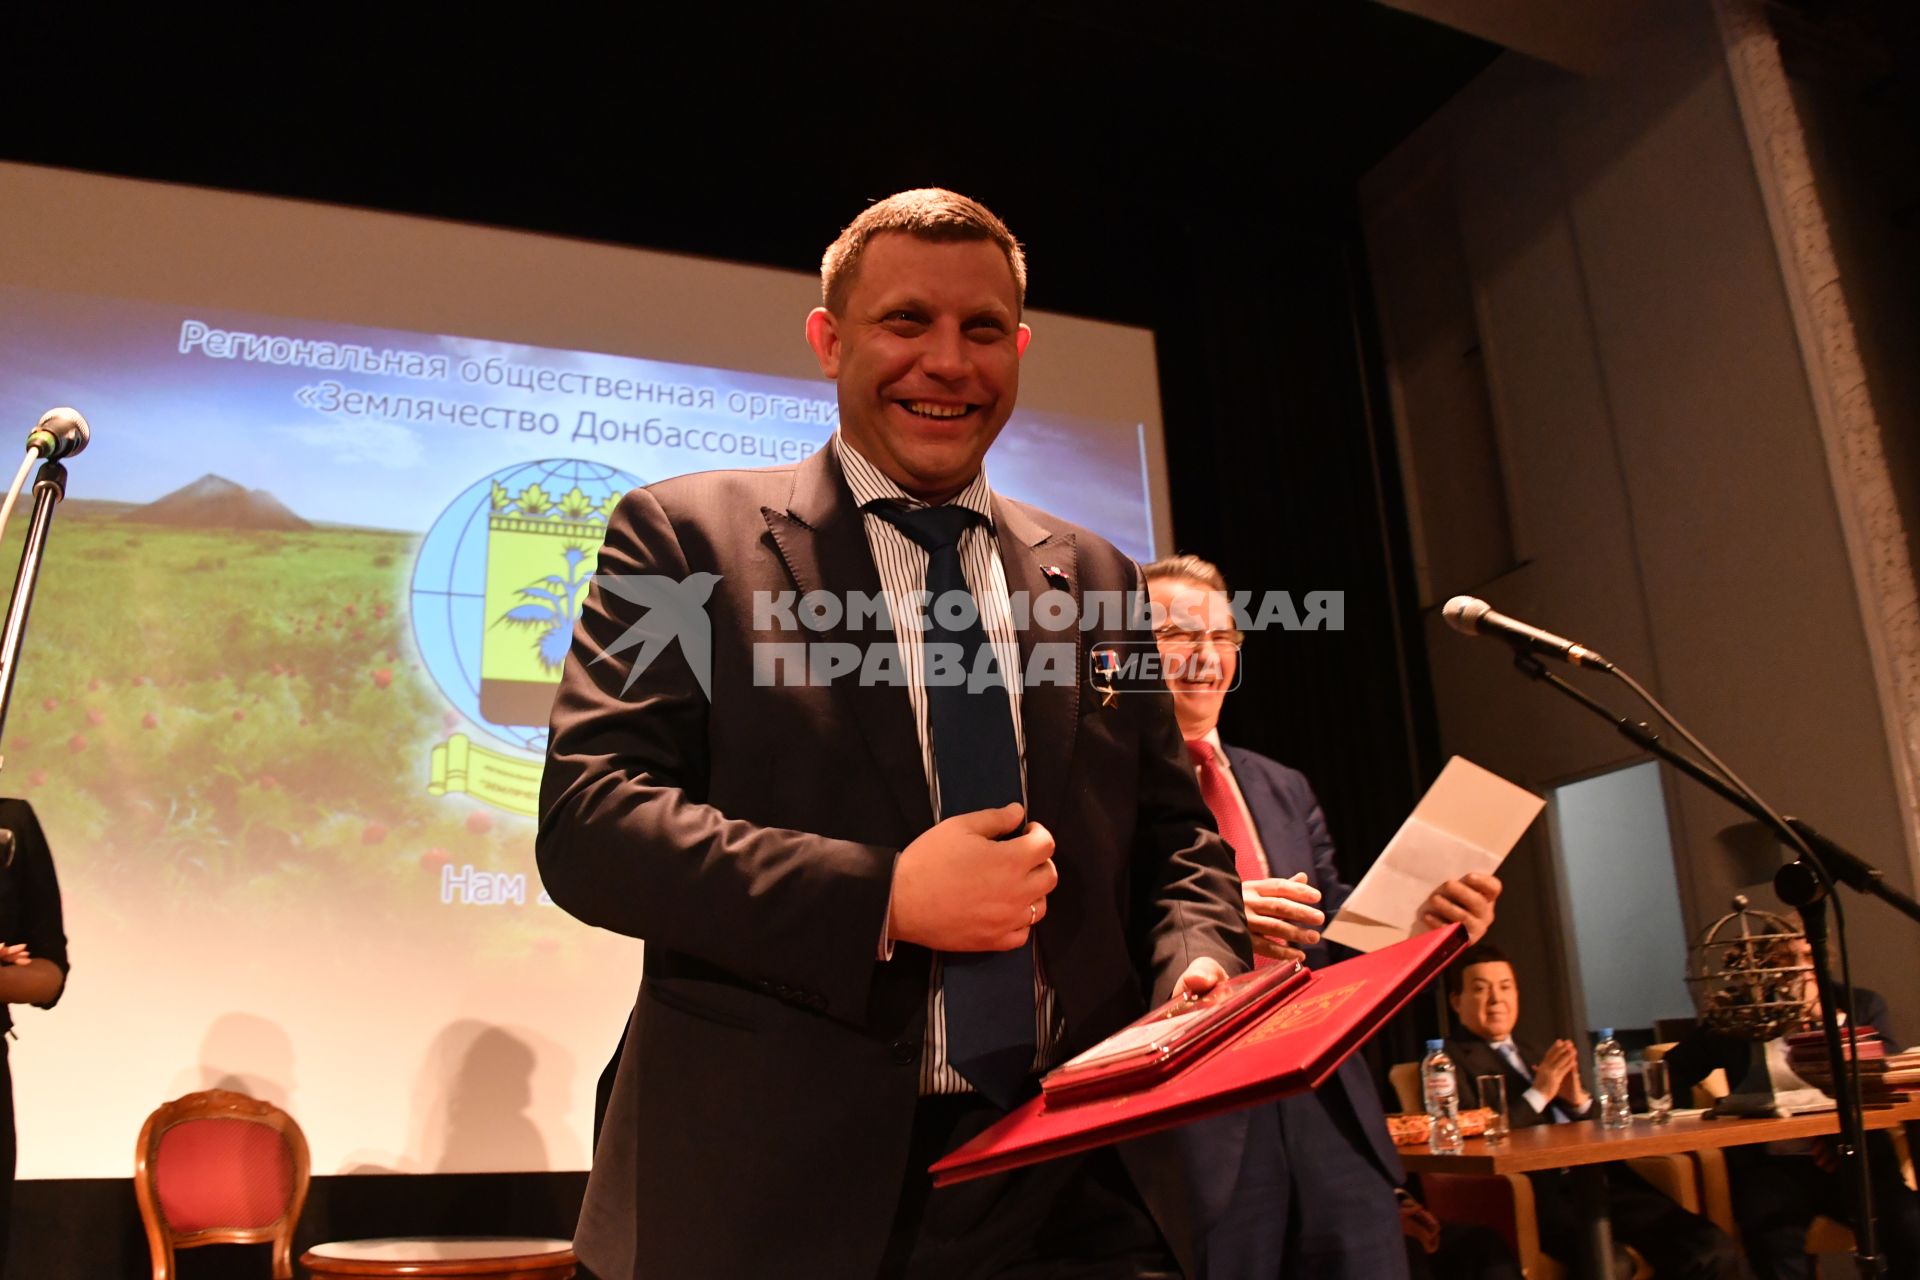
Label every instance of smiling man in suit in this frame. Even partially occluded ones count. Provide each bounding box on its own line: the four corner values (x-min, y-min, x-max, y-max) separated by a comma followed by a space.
1143, 555, 1501, 1280
539, 190, 1250, 1280
1445, 946, 1592, 1126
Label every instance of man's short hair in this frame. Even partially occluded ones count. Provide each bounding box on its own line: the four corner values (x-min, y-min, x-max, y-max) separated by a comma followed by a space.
820, 189, 1027, 315
1142, 554, 1229, 595
1445, 942, 1512, 996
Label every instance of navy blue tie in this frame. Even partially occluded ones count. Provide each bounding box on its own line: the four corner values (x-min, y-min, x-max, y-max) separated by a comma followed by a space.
872, 502, 1034, 1108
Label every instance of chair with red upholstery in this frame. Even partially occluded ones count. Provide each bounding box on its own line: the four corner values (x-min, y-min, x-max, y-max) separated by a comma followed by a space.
133, 1089, 311, 1280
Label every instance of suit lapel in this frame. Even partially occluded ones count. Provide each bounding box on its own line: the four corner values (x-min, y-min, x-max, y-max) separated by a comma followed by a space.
1458, 1039, 1510, 1109
1488, 1041, 1526, 1095
1222, 744, 1290, 876
992, 495, 1078, 834
761, 449, 932, 837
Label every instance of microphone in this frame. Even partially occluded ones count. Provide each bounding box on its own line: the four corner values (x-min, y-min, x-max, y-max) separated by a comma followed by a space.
25, 408, 89, 461
1442, 596, 1612, 669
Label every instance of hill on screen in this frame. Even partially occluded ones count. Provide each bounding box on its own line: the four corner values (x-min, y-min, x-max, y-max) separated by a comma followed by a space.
0, 504, 546, 948
123, 473, 312, 531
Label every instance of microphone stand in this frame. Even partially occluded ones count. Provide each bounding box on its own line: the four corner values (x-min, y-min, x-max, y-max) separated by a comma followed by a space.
1509, 648, 1887, 1277
1781, 817, 1920, 926
0, 460, 67, 761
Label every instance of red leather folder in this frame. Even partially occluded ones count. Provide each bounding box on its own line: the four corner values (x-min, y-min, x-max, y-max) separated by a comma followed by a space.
930, 925, 1467, 1185
1038, 958, 1313, 1105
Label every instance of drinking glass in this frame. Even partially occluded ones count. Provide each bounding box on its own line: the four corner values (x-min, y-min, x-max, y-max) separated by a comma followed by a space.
1643, 1058, 1672, 1125
1475, 1074, 1509, 1144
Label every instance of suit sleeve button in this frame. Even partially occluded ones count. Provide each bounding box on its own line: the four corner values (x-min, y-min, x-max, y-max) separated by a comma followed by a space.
890, 1040, 919, 1066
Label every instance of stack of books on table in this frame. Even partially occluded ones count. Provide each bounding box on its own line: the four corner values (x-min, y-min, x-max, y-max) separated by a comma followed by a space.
1785, 1028, 1920, 1102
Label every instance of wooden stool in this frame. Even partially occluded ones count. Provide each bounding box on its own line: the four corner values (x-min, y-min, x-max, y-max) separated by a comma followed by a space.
300, 1237, 575, 1279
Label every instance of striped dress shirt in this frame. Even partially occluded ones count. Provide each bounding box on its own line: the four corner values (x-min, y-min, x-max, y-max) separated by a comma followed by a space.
834, 433, 1061, 1094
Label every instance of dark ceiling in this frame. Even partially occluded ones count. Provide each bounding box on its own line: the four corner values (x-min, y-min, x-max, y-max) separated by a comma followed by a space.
0, 3, 1497, 325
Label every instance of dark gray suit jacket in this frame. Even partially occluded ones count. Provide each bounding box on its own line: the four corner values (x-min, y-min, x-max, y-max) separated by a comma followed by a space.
538, 447, 1249, 1278
1226, 745, 1403, 1181
1178, 748, 1407, 1258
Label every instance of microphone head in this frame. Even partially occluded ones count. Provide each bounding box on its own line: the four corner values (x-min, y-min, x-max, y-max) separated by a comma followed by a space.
28, 407, 89, 460
1441, 595, 1491, 636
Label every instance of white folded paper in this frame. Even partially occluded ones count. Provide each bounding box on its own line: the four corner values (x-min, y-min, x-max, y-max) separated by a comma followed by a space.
1321, 756, 1544, 952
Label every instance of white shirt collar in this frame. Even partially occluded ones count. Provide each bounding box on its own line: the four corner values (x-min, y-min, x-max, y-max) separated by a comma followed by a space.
833, 430, 996, 524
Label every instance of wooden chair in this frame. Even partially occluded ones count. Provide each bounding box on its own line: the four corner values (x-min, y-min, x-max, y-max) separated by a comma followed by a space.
133, 1089, 311, 1280
1653, 1017, 1700, 1045
1391, 1061, 1422, 1114
1641, 1043, 1737, 1237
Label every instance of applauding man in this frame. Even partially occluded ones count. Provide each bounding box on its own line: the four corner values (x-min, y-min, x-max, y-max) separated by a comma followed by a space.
1447, 944, 1749, 1280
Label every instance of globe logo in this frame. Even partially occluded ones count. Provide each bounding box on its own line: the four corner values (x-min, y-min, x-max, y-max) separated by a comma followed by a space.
411, 459, 642, 814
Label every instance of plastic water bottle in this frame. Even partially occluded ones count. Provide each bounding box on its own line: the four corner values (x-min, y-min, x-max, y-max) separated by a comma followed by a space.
1422, 1039, 1464, 1154
1595, 1027, 1630, 1129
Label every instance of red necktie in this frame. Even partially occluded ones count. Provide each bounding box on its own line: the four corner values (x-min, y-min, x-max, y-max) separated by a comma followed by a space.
1187, 739, 1277, 967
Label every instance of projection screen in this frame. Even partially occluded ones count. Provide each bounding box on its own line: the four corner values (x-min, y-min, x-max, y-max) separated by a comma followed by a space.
0, 161, 1172, 1177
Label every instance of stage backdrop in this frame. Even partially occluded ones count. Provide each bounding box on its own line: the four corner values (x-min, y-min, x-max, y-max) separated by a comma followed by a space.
0, 161, 1172, 1178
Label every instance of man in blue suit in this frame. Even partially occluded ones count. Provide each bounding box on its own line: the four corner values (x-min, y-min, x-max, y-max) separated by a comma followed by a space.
1144, 555, 1502, 1280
